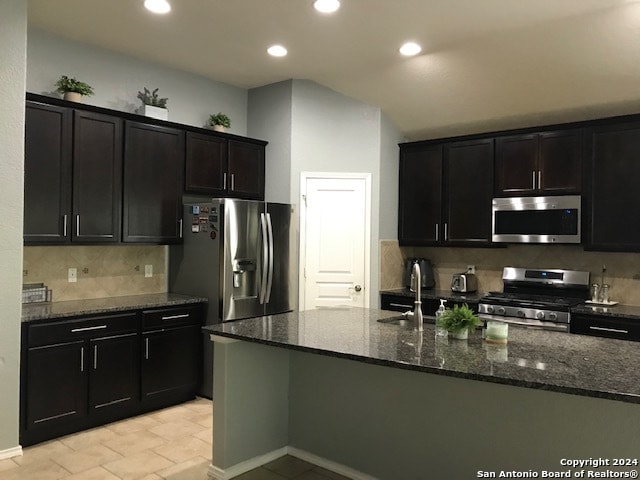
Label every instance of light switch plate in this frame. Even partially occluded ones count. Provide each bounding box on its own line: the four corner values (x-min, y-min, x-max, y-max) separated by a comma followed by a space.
145, 264, 153, 278
68, 267, 77, 283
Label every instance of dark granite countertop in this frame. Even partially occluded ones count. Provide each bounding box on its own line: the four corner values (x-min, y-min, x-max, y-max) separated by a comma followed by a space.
380, 288, 485, 304
205, 307, 640, 405
572, 303, 640, 321
22, 293, 207, 323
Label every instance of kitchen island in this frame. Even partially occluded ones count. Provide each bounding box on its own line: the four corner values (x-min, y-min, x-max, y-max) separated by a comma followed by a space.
205, 308, 640, 480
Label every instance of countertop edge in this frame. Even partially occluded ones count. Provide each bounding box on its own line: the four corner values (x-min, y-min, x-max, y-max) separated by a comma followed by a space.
205, 327, 640, 406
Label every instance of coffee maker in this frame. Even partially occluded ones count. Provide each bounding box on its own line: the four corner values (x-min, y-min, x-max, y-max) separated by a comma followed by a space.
404, 258, 435, 291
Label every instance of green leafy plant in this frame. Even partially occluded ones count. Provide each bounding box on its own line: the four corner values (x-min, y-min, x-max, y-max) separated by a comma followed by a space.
208, 112, 231, 128
436, 303, 481, 334
137, 87, 168, 108
55, 75, 94, 96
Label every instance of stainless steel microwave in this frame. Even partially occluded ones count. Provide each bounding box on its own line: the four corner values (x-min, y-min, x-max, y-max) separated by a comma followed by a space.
492, 195, 581, 244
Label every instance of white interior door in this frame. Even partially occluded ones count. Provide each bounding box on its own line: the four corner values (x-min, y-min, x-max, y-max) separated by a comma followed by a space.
300, 173, 370, 310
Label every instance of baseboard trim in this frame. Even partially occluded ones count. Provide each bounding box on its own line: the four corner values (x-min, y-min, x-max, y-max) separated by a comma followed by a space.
0, 446, 23, 461
207, 445, 376, 480
207, 447, 288, 480
287, 447, 378, 480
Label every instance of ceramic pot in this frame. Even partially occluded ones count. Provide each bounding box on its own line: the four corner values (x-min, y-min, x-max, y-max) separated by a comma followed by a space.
212, 124, 226, 132
63, 92, 82, 102
141, 104, 168, 121
449, 328, 468, 340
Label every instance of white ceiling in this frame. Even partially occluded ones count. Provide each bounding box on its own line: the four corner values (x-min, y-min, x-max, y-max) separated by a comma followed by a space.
27, 0, 640, 140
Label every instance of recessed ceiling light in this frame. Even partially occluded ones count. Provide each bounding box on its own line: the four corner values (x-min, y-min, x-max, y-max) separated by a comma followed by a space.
313, 0, 340, 14
399, 42, 422, 57
267, 45, 288, 57
144, 0, 171, 14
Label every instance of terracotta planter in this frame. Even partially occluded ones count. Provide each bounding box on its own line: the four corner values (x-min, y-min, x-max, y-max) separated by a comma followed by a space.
63, 92, 82, 102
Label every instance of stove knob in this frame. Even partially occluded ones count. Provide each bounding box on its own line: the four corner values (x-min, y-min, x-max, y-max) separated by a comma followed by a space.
516, 310, 525, 318
536, 311, 545, 320
486, 305, 494, 314
548, 312, 558, 321
496, 307, 506, 315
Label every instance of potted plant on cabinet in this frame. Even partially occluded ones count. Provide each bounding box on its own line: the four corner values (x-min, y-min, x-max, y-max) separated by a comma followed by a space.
137, 87, 168, 120
436, 303, 481, 340
55, 75, 94, 102
207, 112, 231, 132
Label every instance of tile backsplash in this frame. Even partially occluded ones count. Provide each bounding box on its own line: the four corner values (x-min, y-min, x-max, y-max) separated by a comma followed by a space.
380, 240, 640, 306
23, 245, 167, 302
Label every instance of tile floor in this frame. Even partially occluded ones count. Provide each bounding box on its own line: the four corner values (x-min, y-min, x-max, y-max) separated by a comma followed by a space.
0, 398, 351, 480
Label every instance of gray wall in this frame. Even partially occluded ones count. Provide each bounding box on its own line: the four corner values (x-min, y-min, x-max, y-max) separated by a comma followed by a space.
0, 0, 26, 454
248, 81, 293, 204
27, 29, 249, 135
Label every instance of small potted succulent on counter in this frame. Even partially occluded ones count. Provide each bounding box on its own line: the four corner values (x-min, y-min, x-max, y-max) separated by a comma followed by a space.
436, 303, 481, 340
137, 87, 168, 120
55, 75, 94, 102
207, 112, 231, 132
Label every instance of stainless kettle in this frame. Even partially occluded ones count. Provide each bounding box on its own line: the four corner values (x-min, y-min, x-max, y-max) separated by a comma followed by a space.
451, 273, 478, 293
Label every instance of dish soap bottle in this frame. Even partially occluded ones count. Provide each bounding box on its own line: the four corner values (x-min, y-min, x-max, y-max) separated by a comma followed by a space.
435, 299, 447, 337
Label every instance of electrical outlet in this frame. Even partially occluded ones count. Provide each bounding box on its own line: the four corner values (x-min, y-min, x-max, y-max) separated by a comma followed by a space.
466, 265, 476, 275
145, 264, 153, 278
68, 267, 77, 283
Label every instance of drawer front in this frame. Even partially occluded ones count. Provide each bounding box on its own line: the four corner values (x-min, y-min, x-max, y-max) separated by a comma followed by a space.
28, 312, 139, 347
142, 305, 200, 330
570, 314, 640, 342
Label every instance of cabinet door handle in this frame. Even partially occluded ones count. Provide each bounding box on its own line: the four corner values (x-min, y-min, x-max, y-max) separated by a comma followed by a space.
63, 214, 68, 237
179, 218, 183, 239
589, 326, 629, 334
161, 313, 190, 320
231, 174, 235, 191
71, 325, 107, 333
93, 345, 98, 370
223, 172, 227, 190
532, 171, 536, 189
76, 215, 80, 237
444, 223, 448, 241
435, 223, 439, 241
80, 347, 84, 372
389, 302, 412, 309
538, 170, 542, 190
145, 337, 149, 360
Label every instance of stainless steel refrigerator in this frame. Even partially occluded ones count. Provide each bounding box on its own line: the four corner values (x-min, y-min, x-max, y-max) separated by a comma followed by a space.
169, 199, 296, 398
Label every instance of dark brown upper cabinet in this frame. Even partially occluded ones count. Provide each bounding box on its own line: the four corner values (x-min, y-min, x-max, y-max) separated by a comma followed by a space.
185, 132, 265, 200
398, 144, 442, 245
444, 138, 494, 245
24, 103, 122, 245
123, 121, 185, 244
495, 129, 582, 196
584, 122, 640, 251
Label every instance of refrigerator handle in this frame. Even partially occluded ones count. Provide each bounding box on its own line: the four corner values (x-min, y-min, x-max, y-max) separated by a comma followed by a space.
259, 213, 269, 304
265, 213, 274, 303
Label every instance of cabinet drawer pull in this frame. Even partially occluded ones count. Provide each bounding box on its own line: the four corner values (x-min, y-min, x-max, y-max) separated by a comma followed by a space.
389, 302, 412, 309
589, 326, 629, 334
71, 325, 107, 333
161, 314, 190, 321
34, 410, 77, 424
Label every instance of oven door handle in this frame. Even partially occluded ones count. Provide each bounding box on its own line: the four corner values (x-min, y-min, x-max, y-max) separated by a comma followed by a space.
479, 315, 568, 331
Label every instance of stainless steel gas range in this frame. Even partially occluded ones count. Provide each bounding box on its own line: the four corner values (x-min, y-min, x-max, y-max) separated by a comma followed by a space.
478, 267, 590, 332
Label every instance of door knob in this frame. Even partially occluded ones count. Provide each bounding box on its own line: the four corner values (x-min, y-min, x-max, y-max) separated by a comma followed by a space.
354, 285, 362, 292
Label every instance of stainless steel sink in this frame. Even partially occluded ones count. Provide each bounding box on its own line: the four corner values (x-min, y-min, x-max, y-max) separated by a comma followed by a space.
377, 316, 413, 327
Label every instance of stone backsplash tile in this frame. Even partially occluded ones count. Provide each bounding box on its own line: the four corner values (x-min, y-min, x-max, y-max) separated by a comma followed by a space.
23, 245, 167, 302
380, 240, 640, 306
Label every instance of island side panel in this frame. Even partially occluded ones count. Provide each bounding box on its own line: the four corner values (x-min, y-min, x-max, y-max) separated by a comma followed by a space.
288, 350, 640, 480
212, 337, 290, 470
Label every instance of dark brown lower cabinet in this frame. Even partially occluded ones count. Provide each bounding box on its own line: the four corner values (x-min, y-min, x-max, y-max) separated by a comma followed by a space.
25, 341, 87, 431
20, 303, 204, 446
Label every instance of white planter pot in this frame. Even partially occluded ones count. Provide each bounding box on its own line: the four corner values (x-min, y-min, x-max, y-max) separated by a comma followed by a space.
63, 92, 83, 102
140, 104, 168, 121
449, 328, 468, 340
212, 125, 226, 132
